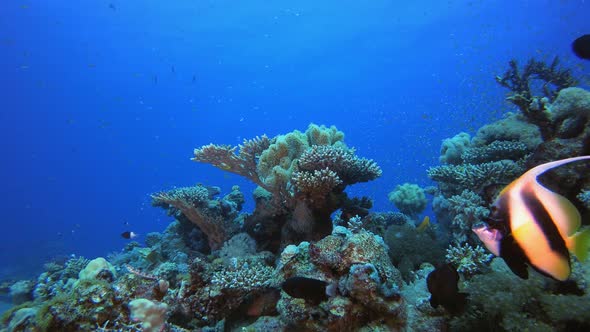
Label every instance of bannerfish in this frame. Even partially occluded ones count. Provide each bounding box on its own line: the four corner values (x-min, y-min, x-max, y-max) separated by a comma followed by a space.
281, 276, 336, 305
572, 34, 590, 60
426, 264, 467, 315
473, 156, 590, 281
121, 231, 139, 240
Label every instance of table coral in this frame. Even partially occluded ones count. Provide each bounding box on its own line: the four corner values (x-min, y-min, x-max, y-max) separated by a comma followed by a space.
193, 123, 381, 251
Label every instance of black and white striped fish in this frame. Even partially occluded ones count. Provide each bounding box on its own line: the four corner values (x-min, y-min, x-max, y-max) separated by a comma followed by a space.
472, 156, 590, 281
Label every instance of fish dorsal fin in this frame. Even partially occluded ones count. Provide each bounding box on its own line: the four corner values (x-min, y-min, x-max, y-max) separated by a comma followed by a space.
533, 183, 581, 237
526, 156, 590, 179
526, 156, 590, 237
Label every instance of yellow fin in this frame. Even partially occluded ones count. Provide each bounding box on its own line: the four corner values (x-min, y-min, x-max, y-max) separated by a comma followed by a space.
570, 227, 590, 262
534, 184, 581, 237
417, 216, 430, 232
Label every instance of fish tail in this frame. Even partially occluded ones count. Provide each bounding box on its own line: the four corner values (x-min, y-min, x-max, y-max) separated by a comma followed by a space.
571, 227, 590, 261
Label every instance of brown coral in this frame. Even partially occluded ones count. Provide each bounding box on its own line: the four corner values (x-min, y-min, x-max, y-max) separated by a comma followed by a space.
151, 191, 238, 250
495, 57, 577, 140
193, 135, 271, 190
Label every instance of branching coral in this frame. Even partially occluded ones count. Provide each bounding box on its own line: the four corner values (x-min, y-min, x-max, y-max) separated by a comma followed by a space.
291, 168, 343, 206
461, 141, 530, 164
446, 190, 490, 243
296, 145, 382, 185
210, 259, 274, 291
193, 135, 271, 190
445, 243, 492, 276
496, 57, 577, 140
427, 160, 524, 195
496, 57, 576, 104
193, 124, 381, 249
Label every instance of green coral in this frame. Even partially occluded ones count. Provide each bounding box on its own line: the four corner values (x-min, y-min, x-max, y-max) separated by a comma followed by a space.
383, 223, 445, 281
427, 160, 525, 195
439, 132, 471, 165
445, 243, 492, 276
256, 123, 346, 192
388, 183, 427, 217
446, 190, 490, 242
452, 258, 590, 331
471, 112, 542, 150
461, 140, 530, 164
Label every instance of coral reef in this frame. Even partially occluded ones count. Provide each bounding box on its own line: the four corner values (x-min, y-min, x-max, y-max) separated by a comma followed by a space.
276, 225, 406, 331
151, 184, 244, 250
388, 183, 428, 217
496, 57, 577, 140
445, 243, 492, 276
445, 190, 490, 243
193, 123, 381, 251
427, 159, 525, 195
439, 132, 472, 165
383, 220, 446, 281
451, 258, 590, 331
425, 82, 590, 331
4, 80, 590, 332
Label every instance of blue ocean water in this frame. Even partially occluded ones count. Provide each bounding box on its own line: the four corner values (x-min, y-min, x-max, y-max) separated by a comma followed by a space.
0, 0, 588, 284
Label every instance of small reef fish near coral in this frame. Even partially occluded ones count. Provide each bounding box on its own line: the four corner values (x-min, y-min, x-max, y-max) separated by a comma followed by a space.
426, 264, 467, 316
281, 276, 333, 305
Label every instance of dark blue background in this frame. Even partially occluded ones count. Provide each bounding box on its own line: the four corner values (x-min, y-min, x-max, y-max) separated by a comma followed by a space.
1, 0, 588, 279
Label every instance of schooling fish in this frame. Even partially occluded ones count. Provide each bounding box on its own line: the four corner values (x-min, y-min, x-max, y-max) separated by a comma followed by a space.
473, 156, 590, 281
572, 34, 590, 60
427, 264, 467, 315
281, 276, 336, 305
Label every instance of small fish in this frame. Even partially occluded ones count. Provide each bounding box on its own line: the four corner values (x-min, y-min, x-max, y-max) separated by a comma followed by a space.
473, 156, 590, 281
109, 3, 116, 11
427, 264, 467, 315
121, 231, 139, 239
572, 34, 590, 60
416, 216, 430, 232
281, 276, 336, 305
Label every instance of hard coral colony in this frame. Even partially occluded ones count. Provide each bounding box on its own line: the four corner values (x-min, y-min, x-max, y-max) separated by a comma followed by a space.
3, 60, 590, 332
